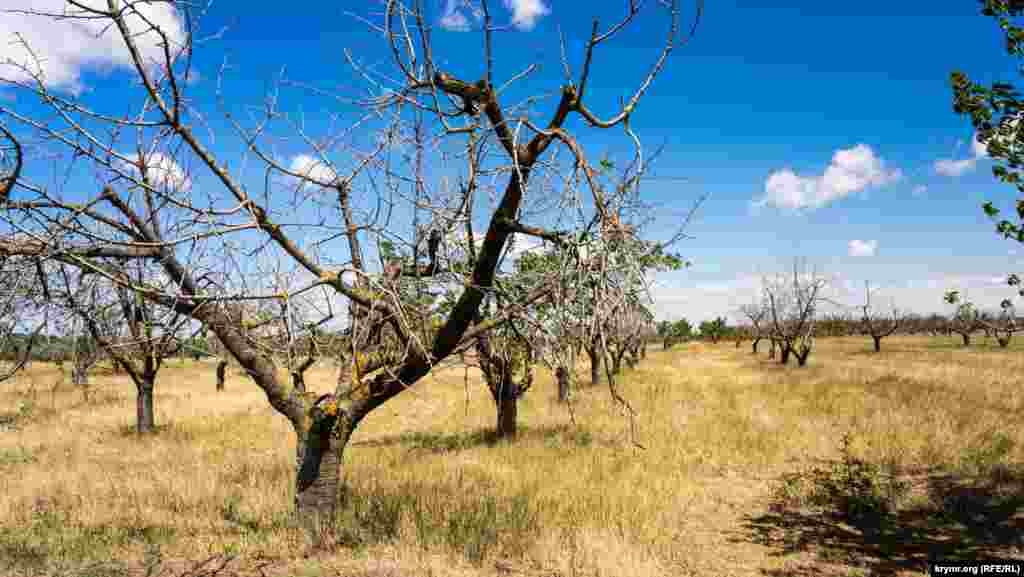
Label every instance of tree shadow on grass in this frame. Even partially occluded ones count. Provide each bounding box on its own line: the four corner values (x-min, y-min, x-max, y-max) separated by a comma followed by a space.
350, 423, 596, 455
739, 465, 1024, 576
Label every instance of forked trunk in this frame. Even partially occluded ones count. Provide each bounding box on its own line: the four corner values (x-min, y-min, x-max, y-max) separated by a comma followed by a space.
795, 347, 811, 367
136, 379, 155, 433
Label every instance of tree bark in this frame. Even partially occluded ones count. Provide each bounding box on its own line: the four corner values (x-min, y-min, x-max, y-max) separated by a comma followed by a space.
216, 359, 228, 391
960, 333, 971, 347
495, 383, 518, 439
586, 347, 602, 386
751, 337, 760, 354
779, 343, 791, 365
295, 411, 352, 536
136, 378, 156, 433
556, 366, 570, 403
872, 335, 882, 353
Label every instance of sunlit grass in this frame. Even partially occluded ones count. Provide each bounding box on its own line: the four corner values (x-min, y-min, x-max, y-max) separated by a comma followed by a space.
1, 337, 1022, 576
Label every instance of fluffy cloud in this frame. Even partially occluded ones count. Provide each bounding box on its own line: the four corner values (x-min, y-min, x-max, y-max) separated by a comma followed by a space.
503, 0, 550, 30
439, 0, 476, 31
118, 152, 191, 192
755, 144, 901, 210
0, 0, 187, 95
934, 133, 989, 177
288, 154, 338, 186
848, 239, 878, 257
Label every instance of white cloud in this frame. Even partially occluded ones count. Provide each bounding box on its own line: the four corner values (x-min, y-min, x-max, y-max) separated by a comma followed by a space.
288, 154, 338, 186
847, 239, 878, 257
118, 152, 191, 192
503, 0, 550, 30
0, 0, 187, 95
755, 144, 901, 211
439, 0, 474, 31
934, 132, 989, 177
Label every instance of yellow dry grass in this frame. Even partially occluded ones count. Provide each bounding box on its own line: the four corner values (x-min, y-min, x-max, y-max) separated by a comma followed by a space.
1, 335, 1022, 576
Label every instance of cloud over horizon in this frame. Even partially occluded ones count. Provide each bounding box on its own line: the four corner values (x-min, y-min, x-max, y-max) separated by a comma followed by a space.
755, 144, 901, 211
848, 239, 878, 257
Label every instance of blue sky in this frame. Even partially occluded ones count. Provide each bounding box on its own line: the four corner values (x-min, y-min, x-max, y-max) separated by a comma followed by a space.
1, 0, 1023, 325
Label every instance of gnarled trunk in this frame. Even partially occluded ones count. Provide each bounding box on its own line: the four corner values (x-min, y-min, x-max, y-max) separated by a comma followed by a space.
295, 410, 352, 536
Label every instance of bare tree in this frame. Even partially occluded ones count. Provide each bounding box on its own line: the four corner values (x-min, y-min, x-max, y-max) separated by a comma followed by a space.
739, 301, 768, 353
859, 282, 901, 353
54, 262, 191, 432
763, 261, 827, 367
0, 0, 702, 531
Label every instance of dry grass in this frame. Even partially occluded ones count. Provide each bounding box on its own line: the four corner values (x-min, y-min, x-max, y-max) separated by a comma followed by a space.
1, 336, 1023, 576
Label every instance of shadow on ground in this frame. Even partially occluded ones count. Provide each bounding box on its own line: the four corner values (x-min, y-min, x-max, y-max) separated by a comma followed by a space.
738, 465, 1024, 576
350, 423, 597, 455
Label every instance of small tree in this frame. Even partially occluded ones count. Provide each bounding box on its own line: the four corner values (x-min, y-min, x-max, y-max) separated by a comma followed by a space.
944, 290, 982, 346
984, 299, 1018, 347
860, 282, 902, 353
739, 301, 768, 353
764, 261, 827, 367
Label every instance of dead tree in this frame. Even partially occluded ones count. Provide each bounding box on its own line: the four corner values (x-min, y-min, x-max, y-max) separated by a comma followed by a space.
764, 261, 827, 367
0, 0, 702, 530
740, 301, 768, 354
860, 282, 901, 353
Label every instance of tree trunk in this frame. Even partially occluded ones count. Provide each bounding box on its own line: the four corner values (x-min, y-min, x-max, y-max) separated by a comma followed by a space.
72, 363, 89, 386
640, 342, 647, 360
751, 337, 760, 354
998, 336, 1011, 348
587, 347, 602, 386
216, 359, 228, 391
872, 335, 882, 353
795, 347, 811, 366
779, 343, 791, 365
494, 382, 519, 439
960, 333, 971, 347
295, 411, 352, 537
556, 366, 570, 403
136, 379, 155, 433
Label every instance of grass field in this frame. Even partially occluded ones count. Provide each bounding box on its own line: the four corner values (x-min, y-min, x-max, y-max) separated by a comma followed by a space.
1, 335, 1022, 576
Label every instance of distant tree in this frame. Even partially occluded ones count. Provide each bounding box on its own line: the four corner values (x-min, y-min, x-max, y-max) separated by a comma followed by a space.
659, 318, 692, 350
739, 301, 769, 353
984, 299, 1018, 347
859, 282, 902, 353
698, 316, 727, 344
944, 290, 982, 346
763, 261, 827, 367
